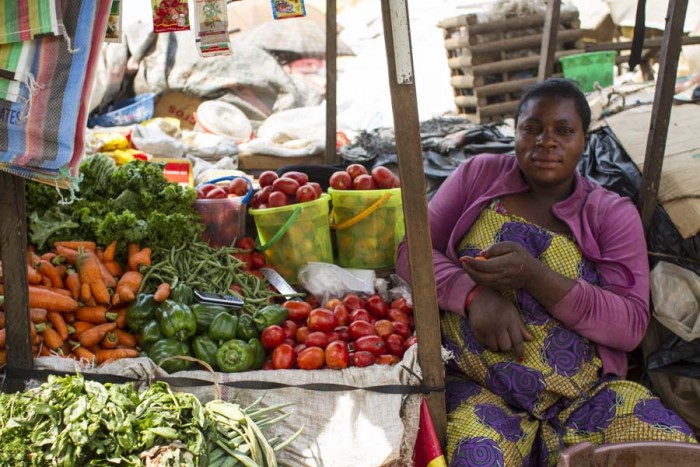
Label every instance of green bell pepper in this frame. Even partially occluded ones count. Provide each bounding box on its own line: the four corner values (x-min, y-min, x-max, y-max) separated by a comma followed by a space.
248, 337, 265, 371
192, 335, 219, 370
170, 283, 194, 305
216, 339, 254, 373
253, 304, 289, 332
237, 314, 260, 340
140, 319, 163, 350
157, 300, 197, 341
192, 303, 229, 334
209, 312, 238, 341
125, 294, 158, 332
148, 338, 192, 373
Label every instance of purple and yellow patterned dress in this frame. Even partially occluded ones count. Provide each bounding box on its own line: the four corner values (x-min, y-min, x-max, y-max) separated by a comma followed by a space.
442, 199, 696, 466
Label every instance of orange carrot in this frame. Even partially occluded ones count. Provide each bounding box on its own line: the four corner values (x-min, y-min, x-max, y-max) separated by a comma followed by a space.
76, 306, 118, 324
71, 321, 94, 339
97, 261, 117, 289
103, 240, 118, 262
36, 259, 63, 289
80, 282, 92, 304
114, 329, 137, 348
47, 311, 70, 341
0, 284, 80, 313
77, 248, 111, 305
32, 333, 43, 346
41, 252, 57, 262
116, 271, 143, 303
79, 322, 116, 347
94, 348, 139, 365
65, 270, 81, 301
103, 260, 122, 278
96, 248, 104, 261
42, 326, 64, 350
63, 312, 76, 324
73, 346, 95, 363
0, 329, 5, 348
0, 311, 4, 329
55, 241, 96, 251
54, 264, 67, 280
39, 346, 52, 357
153, 283, 171, 302
27, 265, 43, 284
41, 275, 52, 287
29, 308, 48, 323
0, 349, 5, 365
101, 331, 119, 349
85, 343, 101, 354
31, 286, 73, 298
128, 245, 151, 272
115, 307, 128, 329
55, 245, 79, 265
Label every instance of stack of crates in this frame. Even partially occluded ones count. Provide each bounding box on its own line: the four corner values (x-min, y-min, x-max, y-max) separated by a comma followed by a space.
438, 9, 584, 123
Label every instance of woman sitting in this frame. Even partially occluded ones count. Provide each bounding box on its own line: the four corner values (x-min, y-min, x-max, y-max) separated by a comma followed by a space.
396, 78, 697, 466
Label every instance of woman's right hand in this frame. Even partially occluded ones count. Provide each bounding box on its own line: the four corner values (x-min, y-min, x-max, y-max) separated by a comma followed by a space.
468, 288, 533, 359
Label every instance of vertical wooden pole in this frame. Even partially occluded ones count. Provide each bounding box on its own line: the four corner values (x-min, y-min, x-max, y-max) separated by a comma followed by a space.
0, 172, 33, 391
538, 0, 561, 81
637, 0, 689, 235
380, 0, 446, 445
325, 0, 338, 164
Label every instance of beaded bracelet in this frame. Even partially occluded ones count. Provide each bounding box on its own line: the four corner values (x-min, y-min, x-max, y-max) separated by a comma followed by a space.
464, 285, 484, 311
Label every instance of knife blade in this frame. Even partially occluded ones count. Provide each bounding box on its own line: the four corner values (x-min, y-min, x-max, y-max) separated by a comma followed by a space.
260, 267, 302, 301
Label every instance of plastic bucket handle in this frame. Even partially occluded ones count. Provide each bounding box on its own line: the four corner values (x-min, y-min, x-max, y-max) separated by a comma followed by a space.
196, 176, 254, 205
255, 205, 303, 252
330, 192, 393, 230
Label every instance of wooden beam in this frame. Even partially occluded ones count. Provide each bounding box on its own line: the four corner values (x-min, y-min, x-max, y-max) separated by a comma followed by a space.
585, 35, 700, 52
538, 0, 561, 80
638, 0, 689, 235
0, 172, 33, 391
325, 0, 338, 165
380, 0, 446, 446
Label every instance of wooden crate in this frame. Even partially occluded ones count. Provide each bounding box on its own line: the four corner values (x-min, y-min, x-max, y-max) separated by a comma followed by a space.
438, 10, 584, 123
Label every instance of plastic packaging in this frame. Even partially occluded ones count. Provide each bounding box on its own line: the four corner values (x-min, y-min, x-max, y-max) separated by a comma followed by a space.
559, 51, 616, 92
194, 176, 253, 248
298, 262, 376, 305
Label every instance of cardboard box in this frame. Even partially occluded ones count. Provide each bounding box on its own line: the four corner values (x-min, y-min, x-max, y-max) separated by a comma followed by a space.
238, 153, 325, 172
153, 92, 202, 130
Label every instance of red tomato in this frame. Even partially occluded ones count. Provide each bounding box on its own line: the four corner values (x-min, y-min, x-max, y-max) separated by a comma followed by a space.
272, 177, 301, 197
325, 341, 349, 369
392, 321, 410, 338
250, 251, 266, 270
385, 334, 405, 357
296, 326, 311, 345
230, 284, 243, 295
283, 320, 298, 340
305, 331, 329, 348
354, 335, 386, 356
258, 170, 278, 188
342, 294, 365, 311
294, 343, 307, 355
249, 191, 262, 209
196, 189, 206, 199
305, 294, 321, 309
283, 338, 296, 348
262, 360, 274, 370
258, 185, 274, 203
261, 325, 286, 349
391, 297, 413, 315
205, 186, 228, 199
228, 178, 250, 196
325, 298, 343, 309
391, 177, 401, 188
307, 308, 338, 333
332, 304, 349, 326
282, 171, 309, 186
268, 190, 290, 208
308, 182, 323, 198
297, 346, 325, 370
236, 236, 256, 251
374, 320, 394, 339
388, 308, 410, 326
295, 184, 319, 203
405, 335, 418, 348
371, 166, 398, 189
349, 309, 371, 323
284, 301, 312, 322
348, 320, 377, 340
249, 270, 264, 280
272, 343, 296, 369
346, 163, 369, 180
329, 171, 352, 190
232, 252, 252, 270
351, 351, 376, 368
365, 295, 388, 319
376, 354, 400, 365
199, 184, 218, 196
334, 325, 350, 342
326, 331, 341, 343
353, 174, 376, 190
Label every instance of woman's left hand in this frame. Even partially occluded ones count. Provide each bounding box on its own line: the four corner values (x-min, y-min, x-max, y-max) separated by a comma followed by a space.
460, 241, 541, 290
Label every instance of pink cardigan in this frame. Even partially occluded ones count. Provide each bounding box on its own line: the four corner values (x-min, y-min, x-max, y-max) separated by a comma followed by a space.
396, 154, 650, 377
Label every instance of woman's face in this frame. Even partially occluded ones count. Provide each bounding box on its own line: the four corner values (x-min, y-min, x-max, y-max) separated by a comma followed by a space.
514, 96, 585, 192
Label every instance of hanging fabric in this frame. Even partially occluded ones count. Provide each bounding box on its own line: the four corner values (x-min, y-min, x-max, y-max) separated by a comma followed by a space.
629, 0, 647, 71
271, 0, 306, 20
0, 0, 65, 44
105, 0, 122, 43
152, 0, 190, 33
194, 0, 231, 57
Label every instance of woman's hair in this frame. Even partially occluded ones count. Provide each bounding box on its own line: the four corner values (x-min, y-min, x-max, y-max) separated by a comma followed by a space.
514, 78, 591, 132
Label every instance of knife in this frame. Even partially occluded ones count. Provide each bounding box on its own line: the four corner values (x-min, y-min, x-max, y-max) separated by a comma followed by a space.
260, 267, 303, 301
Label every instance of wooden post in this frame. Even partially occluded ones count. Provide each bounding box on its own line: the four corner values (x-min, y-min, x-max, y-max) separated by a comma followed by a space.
325, 0, 338, 165
637, 0, 689, 235
0, 172, 33, 391
538, 0, 561, 80
380, 0, 446, 445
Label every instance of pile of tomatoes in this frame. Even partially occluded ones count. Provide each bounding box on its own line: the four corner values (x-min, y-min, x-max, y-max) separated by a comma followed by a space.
250, 171, 323, 209
196, 177, 250, 200
329, 164, 400, 191
260, 293, 416, 370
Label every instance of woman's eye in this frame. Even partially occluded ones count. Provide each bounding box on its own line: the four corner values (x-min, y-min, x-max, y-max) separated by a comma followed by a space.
559, 127, 574, 135
523, 126, 539, 134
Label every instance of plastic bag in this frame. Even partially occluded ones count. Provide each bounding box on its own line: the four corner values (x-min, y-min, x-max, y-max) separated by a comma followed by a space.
298, 262, 375, 305
650, 261, 700, 343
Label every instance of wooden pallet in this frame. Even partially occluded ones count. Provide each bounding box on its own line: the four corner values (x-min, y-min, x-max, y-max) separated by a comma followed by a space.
439, 10, 584, 123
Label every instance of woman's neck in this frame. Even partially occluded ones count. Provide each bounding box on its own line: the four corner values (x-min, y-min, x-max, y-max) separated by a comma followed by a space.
525, 178, 576, 206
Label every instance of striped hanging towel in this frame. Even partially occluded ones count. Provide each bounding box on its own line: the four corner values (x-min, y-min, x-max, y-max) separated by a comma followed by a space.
0, 0, 65, 43
0, 0, 111, 188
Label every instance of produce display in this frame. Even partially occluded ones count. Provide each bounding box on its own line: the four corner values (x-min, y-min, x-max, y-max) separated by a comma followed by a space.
249, 170, 323, 209
0, 373, 300, 466
329, 163, 400, 190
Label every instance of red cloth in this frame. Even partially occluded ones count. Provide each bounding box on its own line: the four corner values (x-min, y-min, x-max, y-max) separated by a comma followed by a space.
413, 398, 446, 467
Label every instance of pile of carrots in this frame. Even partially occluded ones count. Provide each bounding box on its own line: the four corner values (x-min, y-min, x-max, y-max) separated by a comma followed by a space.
0, 240, 153, 367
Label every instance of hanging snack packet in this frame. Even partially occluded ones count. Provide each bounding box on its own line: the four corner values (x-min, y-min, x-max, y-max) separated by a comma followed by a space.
194, 0, 232, 57
152, 0, 190, 33
271, 0, 306, 20
105, 0, 123, 43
